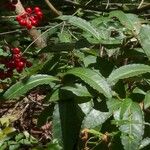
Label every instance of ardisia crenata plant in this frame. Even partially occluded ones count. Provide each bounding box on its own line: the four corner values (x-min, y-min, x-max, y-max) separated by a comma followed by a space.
0, 0, 150, 150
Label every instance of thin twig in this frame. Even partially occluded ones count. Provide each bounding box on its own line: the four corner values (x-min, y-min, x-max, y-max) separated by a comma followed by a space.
44, 0, 61, 16
23, 23, 63, 54
0, 25, 54, 35
105, 0, 110, 9
85, 0, 93, 6
138, 0, 144, 9
68, 29, 78, 40
0, 30, 21, 35
60, 22, 66, 34
1, 15, 17, 19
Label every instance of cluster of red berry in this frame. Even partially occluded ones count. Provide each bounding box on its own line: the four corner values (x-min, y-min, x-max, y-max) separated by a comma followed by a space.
16, 6, 43, 29
0, 48, 32, 80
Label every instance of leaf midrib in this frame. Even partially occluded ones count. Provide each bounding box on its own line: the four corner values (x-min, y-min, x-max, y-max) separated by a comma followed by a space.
68, 71, 111, 98
5, 77, 58, 99
108, 66, 150, 84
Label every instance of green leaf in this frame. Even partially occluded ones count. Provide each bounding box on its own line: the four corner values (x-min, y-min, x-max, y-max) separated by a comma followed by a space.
39, 43, 75, 54
139, 137, 150, 149
0, 49, 8, 57
119, 99, 144, 150
79, 101, 93, 115
133, 87, 146, 95
109, 11, 140, 32
52, 104, 63, 145
2, 127, 16, 135
83, 55, 97, 67
138, 25, 150, 59
47, 84, 90, 103
15, 133, 25, 142
107, 98, 122, 112
3, 74, 60, 99
82, 109, 111, 128
58, 100, 84, 150
19, 139, 31, 145
9, 144, 20, 150
144, 91, 150, 109
61, 84, 92, 98
0, 127, 15, 140
58, 30, 72, 43
107, 64, 150, 85
59, 15, 100, 40
65, 68, 112, 99
46, 139, 63, 150
48, 89, 60, 102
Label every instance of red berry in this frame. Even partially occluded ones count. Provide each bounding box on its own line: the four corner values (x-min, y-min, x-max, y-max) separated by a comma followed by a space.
31, 19, 38, 26
34, 7, 41, 12
26, 7, 32, 13
26, 23, 32, 30
36, 11, 43, 19
16, 67, 23, 73
16, 15, 22, 21
19, 19, 27, 26
11, 47, 20, 54
17, 61, 25, 68
21, 13, 27, 18
14, 58, 21, 65
29, 16, 35, 21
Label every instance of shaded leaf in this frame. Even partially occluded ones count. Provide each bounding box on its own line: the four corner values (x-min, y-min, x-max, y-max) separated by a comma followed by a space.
59, 100, 84, 150
37, 104, 55, 127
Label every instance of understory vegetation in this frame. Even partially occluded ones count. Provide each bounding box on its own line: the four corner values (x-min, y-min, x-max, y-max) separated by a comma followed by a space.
0, 0, 150, 149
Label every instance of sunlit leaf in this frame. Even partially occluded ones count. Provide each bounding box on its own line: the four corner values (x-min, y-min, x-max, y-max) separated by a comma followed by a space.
59, 15, 100, 40
138, 25, 150, 59
65, 68, 112, 99
3, 74, 60, 99
107, 64, 150, 85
